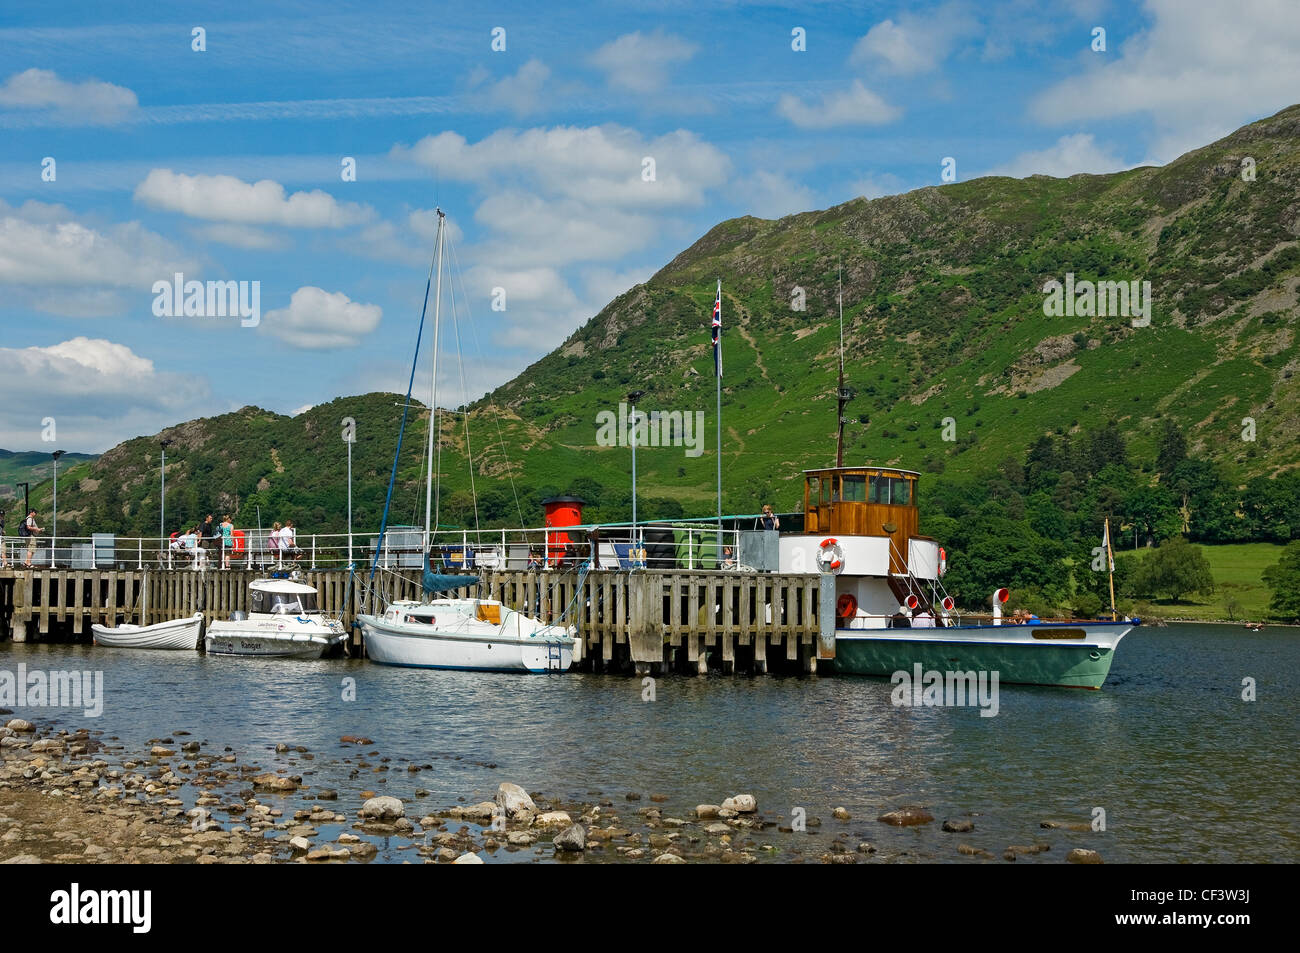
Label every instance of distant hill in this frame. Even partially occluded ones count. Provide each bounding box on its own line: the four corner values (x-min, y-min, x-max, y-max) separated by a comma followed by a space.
0, 450, 97, 504
25, 104, 1300, 541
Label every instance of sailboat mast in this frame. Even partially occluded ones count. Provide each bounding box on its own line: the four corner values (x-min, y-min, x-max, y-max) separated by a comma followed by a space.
836, 265, 846, 468
425, 208, 446, 554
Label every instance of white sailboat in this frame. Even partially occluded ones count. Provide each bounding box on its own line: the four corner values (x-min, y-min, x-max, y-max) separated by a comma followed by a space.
356, 208, 576, 673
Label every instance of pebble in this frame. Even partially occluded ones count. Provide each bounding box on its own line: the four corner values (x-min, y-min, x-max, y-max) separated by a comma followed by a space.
1067, 849, 1104, 864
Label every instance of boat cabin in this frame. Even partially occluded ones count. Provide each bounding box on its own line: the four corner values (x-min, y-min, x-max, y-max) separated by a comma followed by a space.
803, 466, 920, 539
248, 579, 320, 615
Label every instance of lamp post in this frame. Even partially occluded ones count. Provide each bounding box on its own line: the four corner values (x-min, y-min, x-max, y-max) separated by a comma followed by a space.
343, 419, 356, 568
51, 450, 65, 567
159, 438, 172, 548
627, 390, 645, 559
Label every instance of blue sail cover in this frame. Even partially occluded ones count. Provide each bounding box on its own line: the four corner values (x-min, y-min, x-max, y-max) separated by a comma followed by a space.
423, 553, 479, 596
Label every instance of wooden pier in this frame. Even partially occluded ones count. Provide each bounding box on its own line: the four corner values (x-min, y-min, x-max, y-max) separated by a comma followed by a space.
0, 568, 827, 675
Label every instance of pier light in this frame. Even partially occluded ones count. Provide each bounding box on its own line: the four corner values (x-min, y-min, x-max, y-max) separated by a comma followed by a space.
627, 389, 646, 556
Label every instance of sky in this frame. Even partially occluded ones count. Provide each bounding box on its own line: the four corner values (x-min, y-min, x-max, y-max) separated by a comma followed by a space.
1, 0, 1298, 452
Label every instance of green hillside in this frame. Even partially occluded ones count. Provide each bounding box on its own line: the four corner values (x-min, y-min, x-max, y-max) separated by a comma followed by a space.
17, 106, 1300, 616
0, 450, 97, 504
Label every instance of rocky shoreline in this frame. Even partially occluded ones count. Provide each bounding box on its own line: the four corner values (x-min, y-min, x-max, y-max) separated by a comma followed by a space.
1, 715, 1104, 865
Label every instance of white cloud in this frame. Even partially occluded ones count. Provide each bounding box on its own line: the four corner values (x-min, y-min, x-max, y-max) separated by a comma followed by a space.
851, 5, 980, 75
1029, 0, 1300, 163
393, 124, 729, 209
0, 337, 210, 451
776, 81, 902, 129
0, 199, 195, 315
0, 68, 137, 124
589, 30, 697, 93
732, 171, 818, 219
983, 133, 1129, 179
467, 59, 551, 115
261, 286, 382, 350
134, 169, 371, 228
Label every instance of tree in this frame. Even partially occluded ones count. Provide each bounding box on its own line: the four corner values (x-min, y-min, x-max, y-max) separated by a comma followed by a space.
1155, 419, 1187, 478
1262, 541, 1300, 621
1131, 538, 1215, 602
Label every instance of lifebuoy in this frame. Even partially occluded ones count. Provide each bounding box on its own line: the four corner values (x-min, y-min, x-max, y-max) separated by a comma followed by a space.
816, 539, 845, 574
938, 547, 947, 576
836, 593, 858, 619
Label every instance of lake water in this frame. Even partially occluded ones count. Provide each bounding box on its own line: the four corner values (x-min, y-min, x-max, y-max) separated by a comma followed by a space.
2, 622, 1296, 863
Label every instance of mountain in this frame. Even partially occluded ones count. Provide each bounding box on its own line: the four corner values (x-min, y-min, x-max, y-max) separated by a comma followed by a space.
25, 105, 1300, 542
0, 450, 98, 504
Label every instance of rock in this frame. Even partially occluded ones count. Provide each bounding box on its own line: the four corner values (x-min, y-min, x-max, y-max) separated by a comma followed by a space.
316, 789, 338, 800
957, 843, 991, 857
856, 842, 876, 854
534, 811, 572, 827
150, 746, 174, 757
719, 850, 756, 864
1067, 848, 1104, 865
348, 841, 378, 859
5, 719, 34, 733
832, 806, 851, 821
252, 773, 297, 792
181, 741, 201, 752
289, 836, 312, 852
649, 794, 669, 803
307, 845, 349, 861
721, 794, 757, 813
942, 818, 975, 833
496, 782, 536, 818
821, 852, 857, 864
275, 743, 289, 753
652, 852, 687, 863
337, 833, 360, 844
695, 804, 721, 819
507, 831, 537, 846
553, 824, 587, 852
30, 739, 64, 753
703, 822, 731, 836
453, 852, 485, 864
359, 796, 405, 820
877, 808, 934, 827
1, 854, 41, 864
340, 735, 374, 745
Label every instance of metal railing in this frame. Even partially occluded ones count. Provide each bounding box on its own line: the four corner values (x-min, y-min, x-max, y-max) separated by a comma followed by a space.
0, 521, 753, 573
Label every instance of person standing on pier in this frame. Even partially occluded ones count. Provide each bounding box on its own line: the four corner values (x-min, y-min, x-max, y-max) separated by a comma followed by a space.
199, 514, 218, 567
220, 515, 234, 569
21, 509, 42, 568
0, 508, 7, 569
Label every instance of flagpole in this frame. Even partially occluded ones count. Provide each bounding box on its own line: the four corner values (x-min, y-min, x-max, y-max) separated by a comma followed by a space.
715, 279, 723, 554
1105, 517, 1117, 621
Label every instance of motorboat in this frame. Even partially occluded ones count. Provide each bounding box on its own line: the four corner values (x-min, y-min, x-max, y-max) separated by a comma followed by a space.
204, 577, 346, 659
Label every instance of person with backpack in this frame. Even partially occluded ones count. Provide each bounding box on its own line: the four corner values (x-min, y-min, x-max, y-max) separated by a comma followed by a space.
21, 509, 43, 568
0, 508, 8, 569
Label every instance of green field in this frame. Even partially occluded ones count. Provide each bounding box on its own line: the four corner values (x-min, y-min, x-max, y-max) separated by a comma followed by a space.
1127, 542, 1284, 622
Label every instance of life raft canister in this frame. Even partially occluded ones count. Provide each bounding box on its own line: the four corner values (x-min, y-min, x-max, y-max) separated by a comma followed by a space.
836, 593, 858, 619
938, 547, 947, 576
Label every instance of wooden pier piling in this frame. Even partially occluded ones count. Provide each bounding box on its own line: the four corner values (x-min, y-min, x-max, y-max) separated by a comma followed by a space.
0, 568, 826, 674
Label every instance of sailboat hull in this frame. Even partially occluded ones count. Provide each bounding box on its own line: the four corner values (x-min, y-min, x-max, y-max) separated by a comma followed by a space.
357, 613, 573, 673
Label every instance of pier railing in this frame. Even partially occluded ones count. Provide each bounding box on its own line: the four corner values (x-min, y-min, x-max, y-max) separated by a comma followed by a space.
1, 522, 763, 574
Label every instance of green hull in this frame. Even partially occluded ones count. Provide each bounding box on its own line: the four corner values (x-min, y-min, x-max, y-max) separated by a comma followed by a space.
831, 635, 1119, 689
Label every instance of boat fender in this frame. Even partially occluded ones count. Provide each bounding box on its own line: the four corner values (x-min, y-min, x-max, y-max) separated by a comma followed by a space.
836, 593, 858, 619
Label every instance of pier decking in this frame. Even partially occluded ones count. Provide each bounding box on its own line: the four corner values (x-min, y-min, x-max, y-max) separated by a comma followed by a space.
0, 568, 827, 674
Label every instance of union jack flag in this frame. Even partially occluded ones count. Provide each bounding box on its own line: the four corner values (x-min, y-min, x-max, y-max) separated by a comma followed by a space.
710, 283, 722, 377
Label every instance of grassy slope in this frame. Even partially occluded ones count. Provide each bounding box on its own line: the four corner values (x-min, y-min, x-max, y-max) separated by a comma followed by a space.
1125, 542, 1283, 622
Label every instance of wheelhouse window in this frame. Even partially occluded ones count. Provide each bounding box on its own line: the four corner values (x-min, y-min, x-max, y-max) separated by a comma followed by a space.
891, 477, 911, 505
807, 475, 820, 506
841, 474, 867, 502
869, 475, 889, 504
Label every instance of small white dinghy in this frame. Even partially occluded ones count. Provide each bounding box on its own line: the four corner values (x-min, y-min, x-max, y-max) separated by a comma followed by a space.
92, 613, 204, 651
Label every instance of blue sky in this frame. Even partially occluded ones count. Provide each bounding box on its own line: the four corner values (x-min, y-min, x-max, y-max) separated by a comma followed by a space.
2, 0, 1297, 451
